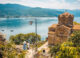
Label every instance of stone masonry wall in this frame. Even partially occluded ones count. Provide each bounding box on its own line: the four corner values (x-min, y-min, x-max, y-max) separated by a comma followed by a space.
48, 12, 74, 45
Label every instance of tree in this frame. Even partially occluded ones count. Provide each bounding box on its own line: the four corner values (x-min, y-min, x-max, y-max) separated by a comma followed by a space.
49, 31, 80, 58
56, 42, 80, 58
49, 42, 80, 58
9, 33, 41, 45
69, 31, 80, 46
49, 45, 60, 57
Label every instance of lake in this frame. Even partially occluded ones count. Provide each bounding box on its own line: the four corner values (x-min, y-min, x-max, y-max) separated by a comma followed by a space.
0, 17, 80, 40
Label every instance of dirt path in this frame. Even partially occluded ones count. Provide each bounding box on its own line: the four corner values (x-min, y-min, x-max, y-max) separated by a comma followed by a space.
16, 45, 23, 50
25, 42, 48, 58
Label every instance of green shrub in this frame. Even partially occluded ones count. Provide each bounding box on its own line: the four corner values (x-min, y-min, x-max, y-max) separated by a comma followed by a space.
9, 33, 41, 45
49, 45, 60, 57
0, 42, 25, 58
49, 42, 80, 58
69, 31, 80, 47
56, 42, 80, 58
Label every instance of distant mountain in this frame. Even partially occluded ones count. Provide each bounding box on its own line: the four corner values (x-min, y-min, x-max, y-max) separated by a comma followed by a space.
0, 4, 80, 17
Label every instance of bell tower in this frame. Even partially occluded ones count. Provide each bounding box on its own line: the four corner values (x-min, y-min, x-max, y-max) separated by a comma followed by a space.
58, 12, 74, 28
48, 12, 74, 45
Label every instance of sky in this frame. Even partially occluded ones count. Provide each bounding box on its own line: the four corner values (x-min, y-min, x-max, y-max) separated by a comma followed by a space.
0, 0, 80, 9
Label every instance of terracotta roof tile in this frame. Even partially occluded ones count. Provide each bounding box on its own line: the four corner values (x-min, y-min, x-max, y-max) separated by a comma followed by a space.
73, 25, 80, 31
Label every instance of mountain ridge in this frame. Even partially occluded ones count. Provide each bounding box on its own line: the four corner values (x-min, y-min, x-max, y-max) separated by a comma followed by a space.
0, 4, 80, 18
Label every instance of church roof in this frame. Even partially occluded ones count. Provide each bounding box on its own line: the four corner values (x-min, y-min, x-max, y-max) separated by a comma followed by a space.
49, 24, 57, 28
73, 25, 80, 31
48, 31, 55, 34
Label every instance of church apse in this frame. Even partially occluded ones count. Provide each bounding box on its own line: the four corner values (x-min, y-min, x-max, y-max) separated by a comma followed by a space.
48, 12, 80, 45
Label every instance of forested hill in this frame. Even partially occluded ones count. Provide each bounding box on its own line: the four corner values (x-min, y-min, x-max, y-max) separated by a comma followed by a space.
0, 4, 80, 17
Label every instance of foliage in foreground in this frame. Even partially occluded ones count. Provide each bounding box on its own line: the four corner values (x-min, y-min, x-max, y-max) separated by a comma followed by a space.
69, 31, 80, 47
50, 42, 80, 58
56, 42, 80, 58
0, 42, 26, 58
9, 33, 41, 44
49, 31, 80, 58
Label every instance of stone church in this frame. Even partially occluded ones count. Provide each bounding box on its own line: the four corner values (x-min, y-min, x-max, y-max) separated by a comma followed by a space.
48, 12, 80, 45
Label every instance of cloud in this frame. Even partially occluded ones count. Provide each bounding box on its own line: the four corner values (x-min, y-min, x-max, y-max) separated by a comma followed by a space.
77, 0, 80, 1
0, 0, 80, 9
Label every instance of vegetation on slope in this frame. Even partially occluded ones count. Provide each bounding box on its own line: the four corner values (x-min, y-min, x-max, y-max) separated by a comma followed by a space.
9, 33, 41, 45
0, 42, 26, 58
49, 31, 80, 58
0, 4, 63, 17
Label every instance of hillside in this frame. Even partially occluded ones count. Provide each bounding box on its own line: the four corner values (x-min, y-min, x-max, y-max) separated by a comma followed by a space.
0, 4, 80, 17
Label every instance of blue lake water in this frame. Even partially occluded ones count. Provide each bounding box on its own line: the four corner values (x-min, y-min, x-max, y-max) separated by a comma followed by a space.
0, 17, 80, 40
